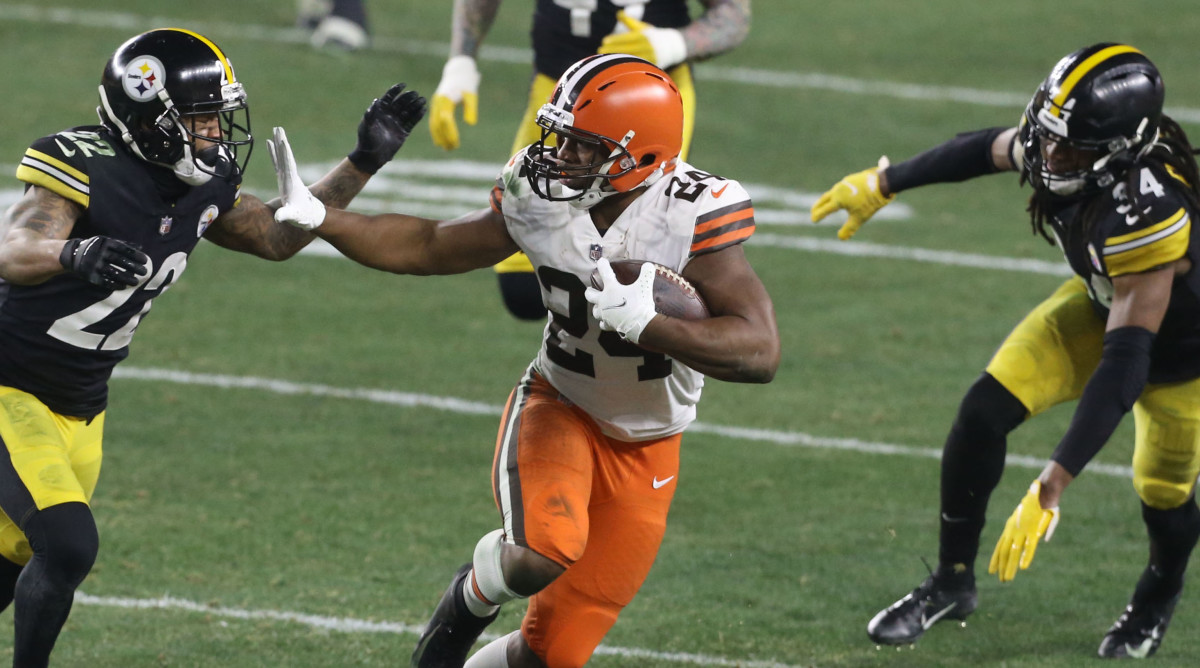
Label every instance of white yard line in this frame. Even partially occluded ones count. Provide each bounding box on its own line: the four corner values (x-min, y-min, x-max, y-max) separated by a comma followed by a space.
72, 592, 805, 668
111, 366, 1132, 479
3, 3, 1198, 122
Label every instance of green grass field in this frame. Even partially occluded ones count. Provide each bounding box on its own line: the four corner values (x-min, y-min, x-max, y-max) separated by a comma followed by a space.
3, 1, 1200, 666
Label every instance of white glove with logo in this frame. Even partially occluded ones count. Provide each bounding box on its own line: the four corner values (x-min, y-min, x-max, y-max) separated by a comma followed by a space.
268, 126, 326, 231
584, 258, 659, 344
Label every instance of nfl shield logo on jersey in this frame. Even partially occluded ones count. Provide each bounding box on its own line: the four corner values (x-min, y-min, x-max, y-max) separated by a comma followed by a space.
589, 244, 603, 261
158, 215, 173, 235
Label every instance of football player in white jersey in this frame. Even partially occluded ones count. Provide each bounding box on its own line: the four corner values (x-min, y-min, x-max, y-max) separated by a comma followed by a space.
430, 0, 753, 321
270, 54, 779, 668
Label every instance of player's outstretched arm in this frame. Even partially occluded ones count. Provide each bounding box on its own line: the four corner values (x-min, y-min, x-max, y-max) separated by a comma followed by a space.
205, 84, 427, 260
269, 127, 517, 275
811, 127, 1020, 240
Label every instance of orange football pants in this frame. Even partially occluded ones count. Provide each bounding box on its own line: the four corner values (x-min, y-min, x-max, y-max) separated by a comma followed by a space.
491, 370, 681, 668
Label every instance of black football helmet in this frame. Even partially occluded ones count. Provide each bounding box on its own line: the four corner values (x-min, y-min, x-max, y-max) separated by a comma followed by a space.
1021, 43, 1164, 196
98, 28, 252, 184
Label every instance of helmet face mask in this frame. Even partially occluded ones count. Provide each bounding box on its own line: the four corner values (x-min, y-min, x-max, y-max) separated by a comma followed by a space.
98, 29, 252, 185
523, 54, 683, 209
526, 107, 638, 203
1021, 44, 1163, 198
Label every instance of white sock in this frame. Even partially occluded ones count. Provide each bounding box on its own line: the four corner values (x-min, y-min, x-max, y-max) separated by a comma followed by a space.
462, 570, 500, 618
463, 631, 516, 668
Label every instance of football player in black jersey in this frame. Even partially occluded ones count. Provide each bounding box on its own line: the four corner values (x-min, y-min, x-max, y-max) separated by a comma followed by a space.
0, 28, 424, 665
428, 0, 751, 321
812, 44, 1200, 659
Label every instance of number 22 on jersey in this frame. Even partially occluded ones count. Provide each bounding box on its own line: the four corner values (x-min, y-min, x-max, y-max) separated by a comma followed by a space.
48, 252, 188, 351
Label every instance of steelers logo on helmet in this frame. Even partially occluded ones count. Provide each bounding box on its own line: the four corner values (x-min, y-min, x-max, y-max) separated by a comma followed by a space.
121, 56, 167, 102
1020, 43, 1164, 197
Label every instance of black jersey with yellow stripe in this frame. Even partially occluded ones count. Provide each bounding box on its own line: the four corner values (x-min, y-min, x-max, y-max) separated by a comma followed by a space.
532, 0, 690, 78
0, 125, 241, 417
1048, 162, 1200, 383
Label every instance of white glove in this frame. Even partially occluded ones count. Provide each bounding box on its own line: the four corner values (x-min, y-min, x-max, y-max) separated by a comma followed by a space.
267, 126, 326, 231
584, 258, 659, 344
429, 56, 481, 150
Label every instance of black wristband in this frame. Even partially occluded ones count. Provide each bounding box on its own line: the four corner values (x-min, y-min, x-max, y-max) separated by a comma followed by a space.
1051, 326, 1155, 476
58, 238, 81, 270
883, 127, 1009, 194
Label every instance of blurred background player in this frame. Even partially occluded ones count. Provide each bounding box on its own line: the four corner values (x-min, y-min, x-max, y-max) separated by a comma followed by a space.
811, 43, 1200, 659
429, 0, 751, 321
0, 28, 423, 666
270, 54, 778, 668
298, 0, 370, 52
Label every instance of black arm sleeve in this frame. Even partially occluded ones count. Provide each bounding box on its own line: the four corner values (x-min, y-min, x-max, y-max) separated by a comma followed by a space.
883, 127, 1010, 194
1051, 326, 1155, 476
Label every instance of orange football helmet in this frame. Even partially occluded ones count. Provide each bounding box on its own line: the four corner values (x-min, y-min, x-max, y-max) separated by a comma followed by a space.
524, 54, 684, 208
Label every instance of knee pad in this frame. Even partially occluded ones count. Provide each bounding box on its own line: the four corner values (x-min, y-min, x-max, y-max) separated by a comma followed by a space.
473, 529, 522, 606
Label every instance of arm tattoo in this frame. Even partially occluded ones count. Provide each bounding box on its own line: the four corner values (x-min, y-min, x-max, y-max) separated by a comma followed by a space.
11, 188, 79, 240
685, 0, 751, 61
451, 0, 503, 57
205, 194, 314, 261
310, 168, 365, 210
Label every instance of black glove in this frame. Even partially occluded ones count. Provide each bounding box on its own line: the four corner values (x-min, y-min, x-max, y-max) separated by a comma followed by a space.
59, 236, 150, 290
347, 83, 428, 174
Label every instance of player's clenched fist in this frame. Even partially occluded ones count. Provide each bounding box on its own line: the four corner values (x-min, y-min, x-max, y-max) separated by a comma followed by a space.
59, 236, 149, 290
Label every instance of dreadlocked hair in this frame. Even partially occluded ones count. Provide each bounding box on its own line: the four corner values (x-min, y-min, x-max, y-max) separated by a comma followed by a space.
1024, 115, 1200, 245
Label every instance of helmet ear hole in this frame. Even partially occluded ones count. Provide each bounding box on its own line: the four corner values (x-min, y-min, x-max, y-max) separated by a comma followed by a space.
638, 153, 657, 168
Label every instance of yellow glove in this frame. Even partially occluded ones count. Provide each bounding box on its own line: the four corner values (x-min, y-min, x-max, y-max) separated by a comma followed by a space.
598, 11, 688, 70
988, 481, 1061, 583
429, 55, 480, 151
809, 157, 895, 240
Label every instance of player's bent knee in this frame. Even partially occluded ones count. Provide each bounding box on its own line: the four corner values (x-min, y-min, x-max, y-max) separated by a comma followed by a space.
473, 529, 523, 605
501, 543, 566, 597
955, 374, 1028, 437
1135, 478, 1194, 510
24, 503, 99, 585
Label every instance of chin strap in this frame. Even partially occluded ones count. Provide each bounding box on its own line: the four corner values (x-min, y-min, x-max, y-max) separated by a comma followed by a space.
170, 148, 213, 185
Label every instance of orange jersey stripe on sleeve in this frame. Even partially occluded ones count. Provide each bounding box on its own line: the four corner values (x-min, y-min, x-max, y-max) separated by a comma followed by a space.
691, 201, 755, 255
489, 185, 504, 214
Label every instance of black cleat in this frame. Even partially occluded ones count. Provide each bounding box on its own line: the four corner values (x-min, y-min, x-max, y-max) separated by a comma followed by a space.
1098, 566, 1182, 659
411, 564, 500, 668
867, 574, 978, 645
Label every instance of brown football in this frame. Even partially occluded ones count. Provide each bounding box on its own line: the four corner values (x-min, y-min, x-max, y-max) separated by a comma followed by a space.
590, 260, 711, 320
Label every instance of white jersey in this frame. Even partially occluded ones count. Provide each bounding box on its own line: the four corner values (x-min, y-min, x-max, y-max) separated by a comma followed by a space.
493, 153, 756, 441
